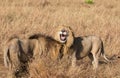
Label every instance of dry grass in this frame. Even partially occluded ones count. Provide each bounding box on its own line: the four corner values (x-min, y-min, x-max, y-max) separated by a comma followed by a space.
0, 0, 120, 78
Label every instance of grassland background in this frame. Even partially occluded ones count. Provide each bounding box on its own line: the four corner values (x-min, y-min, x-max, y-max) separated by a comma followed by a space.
0, 0, 120, 78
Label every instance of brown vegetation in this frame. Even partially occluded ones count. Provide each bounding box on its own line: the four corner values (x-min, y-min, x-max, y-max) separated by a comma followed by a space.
0, 0, 120, 78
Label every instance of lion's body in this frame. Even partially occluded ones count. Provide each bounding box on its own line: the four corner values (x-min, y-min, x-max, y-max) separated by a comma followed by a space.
71, 35, 109, 70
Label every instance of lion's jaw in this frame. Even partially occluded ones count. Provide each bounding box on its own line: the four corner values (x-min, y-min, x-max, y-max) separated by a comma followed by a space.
59, 30, 68, 43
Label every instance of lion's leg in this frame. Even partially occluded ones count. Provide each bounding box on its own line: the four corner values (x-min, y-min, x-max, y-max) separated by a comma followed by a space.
92, 54, 98, 70
103, 54, 110, 62
92, 53, 99, 71
88, 53, 93, 64
8, 63, 17, 78
92, 48, 101, 71
8, 45, 21, 78
101, 41, 110, 62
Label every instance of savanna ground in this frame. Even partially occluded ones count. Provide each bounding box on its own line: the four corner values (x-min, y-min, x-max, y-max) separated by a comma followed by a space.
0, 0, 120, 78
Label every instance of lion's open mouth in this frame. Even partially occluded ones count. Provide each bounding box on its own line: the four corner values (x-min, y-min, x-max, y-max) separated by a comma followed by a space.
60, 30, 68, 43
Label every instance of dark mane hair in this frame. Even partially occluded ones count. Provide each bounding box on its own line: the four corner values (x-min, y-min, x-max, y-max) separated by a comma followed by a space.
29, 34, 46, 39
29, 34, 61, 44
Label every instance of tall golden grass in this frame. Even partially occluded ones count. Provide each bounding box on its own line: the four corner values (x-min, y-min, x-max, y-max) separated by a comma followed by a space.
0, 0, 120, 78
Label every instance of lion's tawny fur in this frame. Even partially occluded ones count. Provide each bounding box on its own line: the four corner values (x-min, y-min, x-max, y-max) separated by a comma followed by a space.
70, 35, 110, 70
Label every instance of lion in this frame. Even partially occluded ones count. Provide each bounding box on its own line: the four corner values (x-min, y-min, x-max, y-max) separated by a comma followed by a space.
70, 35, 110, 70
3, 25, 74, 78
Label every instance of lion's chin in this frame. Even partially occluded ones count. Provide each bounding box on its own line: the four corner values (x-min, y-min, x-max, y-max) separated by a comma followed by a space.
60, 40, 66, 43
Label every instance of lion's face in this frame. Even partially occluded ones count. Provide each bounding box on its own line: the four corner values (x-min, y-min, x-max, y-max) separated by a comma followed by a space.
54, 25, 74, 44
53, 25, 74, 55
59, 29, 68, 43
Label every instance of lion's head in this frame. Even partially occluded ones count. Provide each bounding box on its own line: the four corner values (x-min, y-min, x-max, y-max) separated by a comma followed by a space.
53, 25, 74, 54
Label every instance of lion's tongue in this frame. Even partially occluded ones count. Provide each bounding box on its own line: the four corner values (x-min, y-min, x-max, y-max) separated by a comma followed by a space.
61, 36, 66, 40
